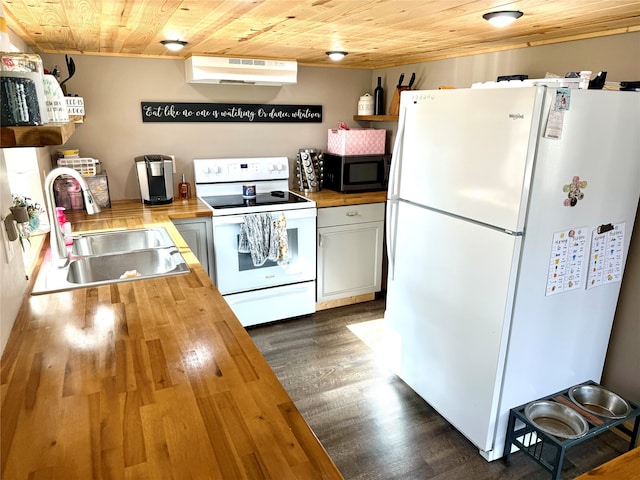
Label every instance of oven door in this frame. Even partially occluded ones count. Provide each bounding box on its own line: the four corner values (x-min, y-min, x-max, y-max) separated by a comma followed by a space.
211, 207, 317, 294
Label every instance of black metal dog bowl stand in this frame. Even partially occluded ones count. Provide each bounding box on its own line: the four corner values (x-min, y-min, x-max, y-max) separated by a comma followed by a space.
502, 380, 640, 480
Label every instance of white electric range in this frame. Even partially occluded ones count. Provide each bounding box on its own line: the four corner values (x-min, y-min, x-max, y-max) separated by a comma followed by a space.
194, 157, 317, 327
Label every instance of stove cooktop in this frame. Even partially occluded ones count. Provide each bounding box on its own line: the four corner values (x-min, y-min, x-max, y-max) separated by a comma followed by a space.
200, 190, 312, 210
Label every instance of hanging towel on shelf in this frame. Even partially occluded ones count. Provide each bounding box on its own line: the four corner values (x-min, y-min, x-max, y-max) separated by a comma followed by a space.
238, 213, 290, 267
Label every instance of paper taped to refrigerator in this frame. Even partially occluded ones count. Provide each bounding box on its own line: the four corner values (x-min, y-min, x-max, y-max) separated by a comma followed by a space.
546, 227, 588, 296
544, 88, 571, 139
587, 222, 625, 289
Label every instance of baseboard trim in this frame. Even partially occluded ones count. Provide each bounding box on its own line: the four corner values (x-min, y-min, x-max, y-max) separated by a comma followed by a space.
316, 292, 376, 311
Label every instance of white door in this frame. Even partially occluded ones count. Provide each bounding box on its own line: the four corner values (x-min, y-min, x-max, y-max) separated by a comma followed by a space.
384, 201, 521, 451
397, 87, 544, 232
317, 221, 383, 301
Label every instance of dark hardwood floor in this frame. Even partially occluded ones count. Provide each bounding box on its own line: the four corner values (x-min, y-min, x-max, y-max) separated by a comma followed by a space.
247, 297, 631, 480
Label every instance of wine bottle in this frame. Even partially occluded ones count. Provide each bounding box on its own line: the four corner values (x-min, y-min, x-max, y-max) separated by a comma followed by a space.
374, 76, 384, 115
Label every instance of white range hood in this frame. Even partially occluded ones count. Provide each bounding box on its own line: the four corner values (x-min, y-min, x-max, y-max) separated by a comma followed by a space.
185, 55, 297, 86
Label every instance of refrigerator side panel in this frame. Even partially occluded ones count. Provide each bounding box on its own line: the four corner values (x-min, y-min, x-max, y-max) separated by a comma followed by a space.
491, 90, 640, 460
398, 87, 544, 232
384, 201, 521, 451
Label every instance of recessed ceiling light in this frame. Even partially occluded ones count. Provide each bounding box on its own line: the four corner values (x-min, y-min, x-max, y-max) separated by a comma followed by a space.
482, 11, 523, 27
161, 40, 188, 51
326, 51, 348, 61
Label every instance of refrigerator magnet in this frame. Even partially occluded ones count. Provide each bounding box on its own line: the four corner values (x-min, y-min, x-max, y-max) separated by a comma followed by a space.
554, 88, 571, 111
563, 175, 587, 206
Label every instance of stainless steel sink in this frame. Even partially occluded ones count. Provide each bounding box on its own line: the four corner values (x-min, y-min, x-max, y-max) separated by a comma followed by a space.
67, 248, 189, 284
32, 227, 190, 295
71, 227, 175, 256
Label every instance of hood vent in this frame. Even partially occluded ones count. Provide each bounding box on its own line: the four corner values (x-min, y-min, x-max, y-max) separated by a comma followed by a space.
185, 56, 297, 86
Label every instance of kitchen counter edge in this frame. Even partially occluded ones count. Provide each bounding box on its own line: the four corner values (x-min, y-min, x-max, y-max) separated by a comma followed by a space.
293, 188, 387, 207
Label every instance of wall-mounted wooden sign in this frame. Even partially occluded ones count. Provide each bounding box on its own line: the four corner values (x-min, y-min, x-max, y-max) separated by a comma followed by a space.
141, 102, 322, 123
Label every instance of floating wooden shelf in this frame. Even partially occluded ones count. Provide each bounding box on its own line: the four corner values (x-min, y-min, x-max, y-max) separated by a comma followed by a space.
353, 115, 399, 122
1, 121, 75, 148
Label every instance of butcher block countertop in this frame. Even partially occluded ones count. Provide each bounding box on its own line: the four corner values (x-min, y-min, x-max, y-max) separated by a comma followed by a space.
293, 188, 387, 208
574, 447, 640, 480
1, 198, 344, 480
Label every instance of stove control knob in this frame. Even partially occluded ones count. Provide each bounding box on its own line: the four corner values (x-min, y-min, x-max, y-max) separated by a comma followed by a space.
268, 163, 276, 172
201, 167, 211, 175
277, 163, 285, 171
211, 165, 221, 174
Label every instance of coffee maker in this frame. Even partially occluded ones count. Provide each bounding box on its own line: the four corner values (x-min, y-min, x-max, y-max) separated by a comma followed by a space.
134, 155, 174, 205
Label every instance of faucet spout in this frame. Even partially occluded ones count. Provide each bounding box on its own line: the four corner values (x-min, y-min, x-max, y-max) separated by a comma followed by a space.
44, 167, 101, 267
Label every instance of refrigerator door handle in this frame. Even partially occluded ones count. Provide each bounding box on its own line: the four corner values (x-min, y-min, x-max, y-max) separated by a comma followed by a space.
386, 198, 399, 280
386, 106, 407, 279
387, 106, 407, 202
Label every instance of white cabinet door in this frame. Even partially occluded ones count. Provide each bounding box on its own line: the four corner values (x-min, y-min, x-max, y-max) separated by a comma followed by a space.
317, 203, 384, 302
172, 217, 213, 277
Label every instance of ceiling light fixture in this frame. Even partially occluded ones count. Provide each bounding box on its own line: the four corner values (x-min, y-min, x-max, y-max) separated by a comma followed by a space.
326, 51, 348, 61
482, 10, 523, 27
161, 40, 188, 51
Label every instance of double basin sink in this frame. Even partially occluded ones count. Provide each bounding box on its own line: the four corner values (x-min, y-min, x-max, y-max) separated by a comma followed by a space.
32, 227, 190, 295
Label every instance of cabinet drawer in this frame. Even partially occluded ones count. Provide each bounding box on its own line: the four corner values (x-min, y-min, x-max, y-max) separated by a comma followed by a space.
317, 202, 385, 228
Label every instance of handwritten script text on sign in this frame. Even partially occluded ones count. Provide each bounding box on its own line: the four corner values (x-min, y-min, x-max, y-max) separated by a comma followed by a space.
141, 102, 323, 123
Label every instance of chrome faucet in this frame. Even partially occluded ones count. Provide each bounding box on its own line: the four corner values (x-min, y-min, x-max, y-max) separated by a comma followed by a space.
44, 167, 101, 267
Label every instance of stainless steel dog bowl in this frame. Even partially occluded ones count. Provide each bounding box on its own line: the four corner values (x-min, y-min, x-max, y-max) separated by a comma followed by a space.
568, 385, 631, 419
524, 400, 589, 439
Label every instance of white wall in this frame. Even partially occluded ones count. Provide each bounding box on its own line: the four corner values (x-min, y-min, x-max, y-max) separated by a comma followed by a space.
39, 33, 640, 203
0, 152, 29, 353
0, 18, 31, 353
370, 33, 640, 95
36, 56, 373, 200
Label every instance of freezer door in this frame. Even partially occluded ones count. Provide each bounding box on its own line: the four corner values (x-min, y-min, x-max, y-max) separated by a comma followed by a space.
384, 201, 521, 451
398, 87, 545, 232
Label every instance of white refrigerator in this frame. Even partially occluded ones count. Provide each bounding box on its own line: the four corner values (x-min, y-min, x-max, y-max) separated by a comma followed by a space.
384, 86, 640, 461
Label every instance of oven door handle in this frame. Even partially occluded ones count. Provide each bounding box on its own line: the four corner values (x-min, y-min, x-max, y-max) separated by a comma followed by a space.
211, 208, 317, 226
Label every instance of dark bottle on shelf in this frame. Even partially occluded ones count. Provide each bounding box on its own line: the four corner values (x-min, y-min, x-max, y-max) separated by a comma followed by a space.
374, 76, 384, 115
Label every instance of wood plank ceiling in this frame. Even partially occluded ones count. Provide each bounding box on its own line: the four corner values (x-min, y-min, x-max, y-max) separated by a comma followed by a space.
2, 0, 640, 68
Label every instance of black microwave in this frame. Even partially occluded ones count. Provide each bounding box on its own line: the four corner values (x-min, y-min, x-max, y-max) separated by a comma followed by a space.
322, 153, 391, 193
